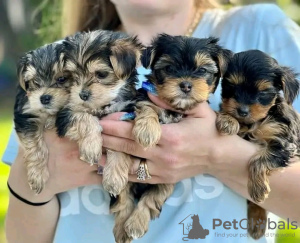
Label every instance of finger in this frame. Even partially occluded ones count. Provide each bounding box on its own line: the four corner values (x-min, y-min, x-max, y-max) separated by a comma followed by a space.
100, 120, 135, 140
184, 102, 215, 118
129, 156, 141, 175
102, 134, 157, 158
128, 158, 159, 184
128, 157, 157, 175
148, 93, 175, 110
97, 154, 107, 167
128, 174, 161, 184
149, 92, 213, 118
101, 112, 126, 121
148, 93, 187, 114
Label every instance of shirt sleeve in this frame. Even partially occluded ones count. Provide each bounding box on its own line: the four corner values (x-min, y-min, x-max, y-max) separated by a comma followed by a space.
255, 4, 300, 112
1, 128, 19, 165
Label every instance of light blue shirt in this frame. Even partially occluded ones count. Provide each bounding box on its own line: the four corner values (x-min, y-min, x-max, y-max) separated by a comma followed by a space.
3, 4, 300, 243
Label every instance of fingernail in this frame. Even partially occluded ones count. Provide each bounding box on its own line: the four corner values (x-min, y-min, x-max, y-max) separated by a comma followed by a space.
120, 112, 136, 121
97, 166, 103, 175
142, 81, 158, 96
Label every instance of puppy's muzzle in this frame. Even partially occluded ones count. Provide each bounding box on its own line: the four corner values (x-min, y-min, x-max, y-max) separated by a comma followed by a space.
237, 105, 249, 117
40, 95, 52, 105
179, 81, 192, 94
79, 90, 91, 101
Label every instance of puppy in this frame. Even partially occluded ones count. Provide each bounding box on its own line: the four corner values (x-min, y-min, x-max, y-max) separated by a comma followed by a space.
216, 50, 300, 239
111, 34, 232, 242
56, 29, 142, 184
14, 43, 72, 194
54, 30, 143, 241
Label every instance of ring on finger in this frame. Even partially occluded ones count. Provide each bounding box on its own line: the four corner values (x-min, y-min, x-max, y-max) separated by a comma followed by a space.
136, 158, 152, 181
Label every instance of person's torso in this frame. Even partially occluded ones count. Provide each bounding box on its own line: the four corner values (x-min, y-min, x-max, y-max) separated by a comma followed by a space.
54, 4, 300, 242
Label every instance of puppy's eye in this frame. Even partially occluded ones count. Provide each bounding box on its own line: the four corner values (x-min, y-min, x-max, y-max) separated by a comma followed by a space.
33, 80, 41, 88
258, 92, 275, 105
56, 76, 67, 84
164, 65, 176, 73
96, 71, 109, 79
196, 68, 207, 75
24, 81, 29, 90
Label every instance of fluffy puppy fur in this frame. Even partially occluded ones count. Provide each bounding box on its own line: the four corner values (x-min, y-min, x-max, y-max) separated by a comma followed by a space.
54, 30, 143, 242
216, 50, 300, 239
111, 34, 232, 242
14, 43, 71, 194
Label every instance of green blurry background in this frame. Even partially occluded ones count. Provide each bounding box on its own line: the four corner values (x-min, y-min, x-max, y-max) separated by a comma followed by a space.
0, 0, 299, 242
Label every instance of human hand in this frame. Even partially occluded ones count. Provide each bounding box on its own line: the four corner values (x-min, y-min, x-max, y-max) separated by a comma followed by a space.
8, 129, 103, 202
99, 93, 222, 184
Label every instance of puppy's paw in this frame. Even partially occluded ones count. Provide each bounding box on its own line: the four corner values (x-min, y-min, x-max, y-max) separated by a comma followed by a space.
133, 118, 161, 148
102, 173, 128, 197
124, 211, 150, 239
79, 152, 100, 165
216, 113, 240, 135
248, 166, 270, 203
248, 157, 270, 203
102, 151, 131, 196
79, 137, 102, 165
286, 142, 298, 157
28, 167, 49, 194
114, 224, 133, 243
248, 202, 267, 240
248, 180, 270, 203
248, 221, 266, 240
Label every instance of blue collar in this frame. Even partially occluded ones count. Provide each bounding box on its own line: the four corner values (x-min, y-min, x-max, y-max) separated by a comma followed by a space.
141, 80, 157, 95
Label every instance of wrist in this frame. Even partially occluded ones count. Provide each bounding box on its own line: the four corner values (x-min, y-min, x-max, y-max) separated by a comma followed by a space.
7, 182, 54, 206
8, 152, 55, 203
207, 135, 258, 179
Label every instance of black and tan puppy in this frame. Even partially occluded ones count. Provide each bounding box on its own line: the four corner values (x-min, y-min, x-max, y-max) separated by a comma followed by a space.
112, 34, 232, 242
216, 50, 300, 239
14, 43, 72, 194
55, 30, 142, 192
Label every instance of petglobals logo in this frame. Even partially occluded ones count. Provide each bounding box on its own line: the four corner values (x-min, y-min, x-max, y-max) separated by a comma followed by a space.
213, 218, 298, 231
179, 214, 209, 241
178, 215, 298, 241
213, 218, 298, 238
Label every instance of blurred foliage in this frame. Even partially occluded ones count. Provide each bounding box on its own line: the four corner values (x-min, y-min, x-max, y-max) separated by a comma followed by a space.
27, 0, 62, 47
226, 0, 300, 24
0, 119, 11, 243
31, 0, 62, 46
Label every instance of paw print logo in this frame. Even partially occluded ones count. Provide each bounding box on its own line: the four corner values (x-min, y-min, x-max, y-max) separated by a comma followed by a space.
256, 219, 266, 230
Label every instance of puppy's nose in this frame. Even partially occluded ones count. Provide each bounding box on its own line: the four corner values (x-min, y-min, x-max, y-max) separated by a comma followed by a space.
40, 95, 52, 105
179, 81, 192, 93
237, 106, 249, 117
79, 90, 90, 101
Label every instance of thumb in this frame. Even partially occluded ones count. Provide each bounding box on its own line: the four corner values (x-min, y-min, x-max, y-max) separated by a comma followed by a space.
101, 112, 126, 121
184, 102, 216, 118
147, 93, 174, 111
148, 93, 213, 118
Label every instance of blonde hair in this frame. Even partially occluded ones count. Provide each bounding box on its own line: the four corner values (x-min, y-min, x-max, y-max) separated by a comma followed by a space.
61, 0, 218, 37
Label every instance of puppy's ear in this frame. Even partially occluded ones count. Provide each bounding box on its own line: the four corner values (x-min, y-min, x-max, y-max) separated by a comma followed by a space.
141, 46, 155, 69
110, 37, 143, 80
206, 37, 219, 45
216, 48, 233, 77
210, 42, 233, 93
17, 56, 28, 91
277, 66, 300, 104
206, 37, 233, 77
